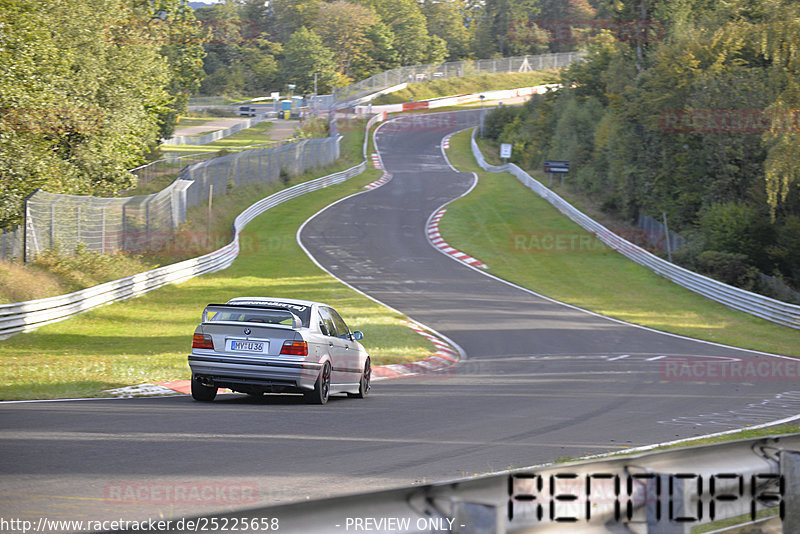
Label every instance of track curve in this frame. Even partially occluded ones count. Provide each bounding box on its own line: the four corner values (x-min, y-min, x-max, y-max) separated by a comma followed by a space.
299, 110, 800, 461
1, 111, 798, 525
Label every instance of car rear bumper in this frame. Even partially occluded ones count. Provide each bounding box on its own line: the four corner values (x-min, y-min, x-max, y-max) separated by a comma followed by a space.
189, 353, 321, 392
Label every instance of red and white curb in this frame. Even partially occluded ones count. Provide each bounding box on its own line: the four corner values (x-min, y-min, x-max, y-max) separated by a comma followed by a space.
442, 136, 450, 150
371, 321, 460, 380
104, 383, 181, 397
364, 171, 391, 190
107, 323, 461, 396
427, 208, 488, 269
371, 153, 382, 169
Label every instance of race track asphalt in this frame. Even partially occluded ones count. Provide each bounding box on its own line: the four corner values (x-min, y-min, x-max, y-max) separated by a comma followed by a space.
1, 110, 797, 526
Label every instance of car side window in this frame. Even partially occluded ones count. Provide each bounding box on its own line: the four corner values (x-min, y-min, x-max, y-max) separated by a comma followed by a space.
318, 307, 338, 338
328, 309, 351, 340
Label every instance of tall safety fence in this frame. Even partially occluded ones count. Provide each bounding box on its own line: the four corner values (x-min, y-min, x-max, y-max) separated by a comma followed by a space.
129, 138, 296, 189
333, 52, 585, 105
0, 226, 22, 261
23, 137, 339, 260
472, 129, 800, 329
0, 113, 383, 339
637, 213, 687, 253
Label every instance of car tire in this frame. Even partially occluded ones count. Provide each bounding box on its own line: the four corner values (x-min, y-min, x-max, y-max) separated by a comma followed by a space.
348, 358, 371, 399
305, 361, 331, 405
191, 377, 217, 402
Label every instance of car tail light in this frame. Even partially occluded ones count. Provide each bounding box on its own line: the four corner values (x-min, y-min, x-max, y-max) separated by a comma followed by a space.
280, 340, 308, 356
192, 333, 214, 350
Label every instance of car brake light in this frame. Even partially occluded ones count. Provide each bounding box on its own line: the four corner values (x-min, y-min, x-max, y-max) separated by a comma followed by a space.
192, 333, 214, 350
280, 340, 308, 356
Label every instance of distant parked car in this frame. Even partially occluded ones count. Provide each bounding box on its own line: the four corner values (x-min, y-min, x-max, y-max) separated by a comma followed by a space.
188, 297, 371, 404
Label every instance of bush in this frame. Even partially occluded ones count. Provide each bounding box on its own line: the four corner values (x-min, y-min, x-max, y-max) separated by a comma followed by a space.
32, 244, 153, 292
483, 105, 521, 140
699, 202, 775, 272
697, 250, 760, 290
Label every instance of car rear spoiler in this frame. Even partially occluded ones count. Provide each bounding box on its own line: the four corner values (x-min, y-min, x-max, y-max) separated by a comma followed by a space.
201, 305, 303, 329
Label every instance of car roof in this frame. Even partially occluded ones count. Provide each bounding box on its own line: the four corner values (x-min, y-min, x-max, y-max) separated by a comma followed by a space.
225, 297, 328, 308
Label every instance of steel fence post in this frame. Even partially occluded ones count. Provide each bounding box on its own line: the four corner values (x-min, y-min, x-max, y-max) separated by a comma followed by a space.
783, 450, 800, 532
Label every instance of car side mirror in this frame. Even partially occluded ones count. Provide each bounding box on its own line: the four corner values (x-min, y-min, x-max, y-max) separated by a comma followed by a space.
351, 330, 364, 341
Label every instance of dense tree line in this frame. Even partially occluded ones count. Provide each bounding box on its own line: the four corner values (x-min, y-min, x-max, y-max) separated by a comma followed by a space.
195, 0, 611, 96
1, 0, 609, 230
483, 0, 800, 295
0, 0, 205, 229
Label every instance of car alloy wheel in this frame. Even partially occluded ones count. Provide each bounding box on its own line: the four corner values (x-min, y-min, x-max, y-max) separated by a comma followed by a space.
306, 361, 331, 405
348, 358, 371, 399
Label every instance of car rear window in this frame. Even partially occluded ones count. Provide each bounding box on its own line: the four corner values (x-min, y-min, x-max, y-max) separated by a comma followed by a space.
222, 301, 312, 327
209, 309, 297, 326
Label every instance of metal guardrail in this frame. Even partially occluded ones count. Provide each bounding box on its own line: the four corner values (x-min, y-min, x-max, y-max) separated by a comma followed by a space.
116, 433, 800, 533
162, 116, 266, 146
0, 114, 383, 340
471, 130, 800, 329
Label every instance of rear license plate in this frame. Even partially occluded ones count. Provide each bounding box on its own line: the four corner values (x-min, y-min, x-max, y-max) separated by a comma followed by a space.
226, 340, 267, 353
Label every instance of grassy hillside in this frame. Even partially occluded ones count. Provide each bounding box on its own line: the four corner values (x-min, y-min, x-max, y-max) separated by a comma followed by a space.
441, 129, 800, 357
373, 71, 559, 105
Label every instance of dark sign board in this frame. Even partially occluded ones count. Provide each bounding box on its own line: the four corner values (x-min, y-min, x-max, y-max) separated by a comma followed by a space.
544, 160, 570, 173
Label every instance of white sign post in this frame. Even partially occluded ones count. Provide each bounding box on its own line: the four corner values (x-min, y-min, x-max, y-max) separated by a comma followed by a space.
500, 143, 512, 163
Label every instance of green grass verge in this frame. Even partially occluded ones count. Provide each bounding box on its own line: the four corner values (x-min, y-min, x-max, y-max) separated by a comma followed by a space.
0, 122, 436, 400
124, 173, 180, 196
442, 129, 800, 356
373, 71, 559, 105
650, 424, 800, 451
163, 121, 285, 155
173, 117, 218, 129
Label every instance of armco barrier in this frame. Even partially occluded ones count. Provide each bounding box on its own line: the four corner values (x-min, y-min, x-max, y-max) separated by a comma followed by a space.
162, 116, 266, 146
114, 433, 800, 533
0, 114, 384, 340
471, 129, 800, 329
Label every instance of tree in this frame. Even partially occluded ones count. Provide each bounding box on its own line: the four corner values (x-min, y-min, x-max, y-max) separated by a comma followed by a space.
357, 22, 401, 77
473, 0, 541, 56
314, 1, 378, 78
240, 40, 282, 94
756, 0, 800, 214
282, 27, 339, 93
267, 0, 323, 43
420, 0, 474, 60
357, 0, 434, 64
130, 0, 207, 139
195, 2, 246, 95
0, 0, 189, 228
